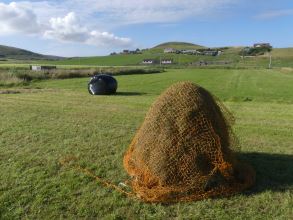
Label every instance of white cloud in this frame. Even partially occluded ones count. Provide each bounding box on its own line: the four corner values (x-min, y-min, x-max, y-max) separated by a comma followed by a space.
87, 31, 132, 47
256, 9, 293, 19
44, 12, 132, 47
0, 2, 132, 48
68, 0, 235, 24
44, 12, 89, 42
0, 0, 236, 50
0, 2, 41, 34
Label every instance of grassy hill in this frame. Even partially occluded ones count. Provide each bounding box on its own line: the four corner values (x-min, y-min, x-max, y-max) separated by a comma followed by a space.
0, 42, 293, 68
34, 45, 293, 68
50, 42, 214, 66
0, 42, 239, 67
272, 48, 293, 57
0, 45, 63, 60
0, 68, 292, 219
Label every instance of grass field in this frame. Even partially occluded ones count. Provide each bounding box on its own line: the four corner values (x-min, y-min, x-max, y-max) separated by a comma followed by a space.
0, 69, 292, 219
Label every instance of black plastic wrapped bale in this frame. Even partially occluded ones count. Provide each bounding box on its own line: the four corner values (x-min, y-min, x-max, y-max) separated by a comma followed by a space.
88, 74, 118, 95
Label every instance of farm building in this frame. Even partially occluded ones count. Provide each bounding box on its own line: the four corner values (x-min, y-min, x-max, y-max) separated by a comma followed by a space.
30, 65, 56, 71
142, 59, 155, 64
201, 50, 220, 56
161, 59, 173, 64
164, 48, 177, 53
181, 50, 199, 55
253, 43, 271, 48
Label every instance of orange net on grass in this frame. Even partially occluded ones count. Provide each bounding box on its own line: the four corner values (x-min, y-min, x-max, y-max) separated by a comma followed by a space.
123, 82, 255, 203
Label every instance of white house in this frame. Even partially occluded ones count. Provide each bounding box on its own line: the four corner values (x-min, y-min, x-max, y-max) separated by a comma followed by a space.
142, 59, 155, 64
161, 59, 173, 64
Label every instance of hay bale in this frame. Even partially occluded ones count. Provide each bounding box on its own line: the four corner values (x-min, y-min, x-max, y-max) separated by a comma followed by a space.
124, 82, 255, 203
88, 74, 117, 95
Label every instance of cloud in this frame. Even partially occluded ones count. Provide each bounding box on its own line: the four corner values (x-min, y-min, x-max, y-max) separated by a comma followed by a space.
44, 12, 89, 42
256, 9, 293, 19
0, 0, 236, 49
68, 0, 235, 24
87, 31, 132, 47
0, 2, 132, 48
0, 2, 41, 34
44, 12, 132, 47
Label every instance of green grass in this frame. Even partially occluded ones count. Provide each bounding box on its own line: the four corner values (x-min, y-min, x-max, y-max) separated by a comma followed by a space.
0, 69, 292, 219
6, 53, 210, 66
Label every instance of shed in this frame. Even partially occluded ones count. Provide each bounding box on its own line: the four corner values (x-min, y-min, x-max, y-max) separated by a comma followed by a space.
30, 65, 57, 71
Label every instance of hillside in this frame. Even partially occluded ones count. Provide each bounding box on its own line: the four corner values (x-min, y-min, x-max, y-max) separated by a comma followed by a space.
0, 45, 63, 60
29, 44, 247, 67
271, 48, 293, 58
1, 42, 293, 68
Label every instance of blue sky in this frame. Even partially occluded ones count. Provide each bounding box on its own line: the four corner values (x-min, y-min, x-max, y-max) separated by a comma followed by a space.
0, 0, 292, 57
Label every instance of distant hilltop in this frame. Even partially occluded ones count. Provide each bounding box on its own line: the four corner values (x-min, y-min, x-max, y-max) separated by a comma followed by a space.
111, 41, 274, 57
0, 44, 64, 60
111, 42, 212, 56
111, 41, 228, 57
153, 42, 205, 50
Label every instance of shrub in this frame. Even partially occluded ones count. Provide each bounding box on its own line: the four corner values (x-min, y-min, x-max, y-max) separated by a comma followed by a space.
0, 67, 164, 87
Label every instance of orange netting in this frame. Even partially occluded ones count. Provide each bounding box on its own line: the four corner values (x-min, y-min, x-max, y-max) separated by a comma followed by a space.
123, 82, 255, 203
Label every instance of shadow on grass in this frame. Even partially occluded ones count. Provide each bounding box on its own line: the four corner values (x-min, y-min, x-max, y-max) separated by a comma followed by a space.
115, 92, 146, 96
238, 152, 293, 193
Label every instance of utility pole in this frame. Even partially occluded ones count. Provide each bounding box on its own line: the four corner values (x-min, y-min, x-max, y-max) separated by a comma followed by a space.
242, 48, 245, 67
269, 54, 272, 69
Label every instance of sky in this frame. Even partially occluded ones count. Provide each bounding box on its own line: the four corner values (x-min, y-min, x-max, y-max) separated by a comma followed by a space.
0, 0, 293, 57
